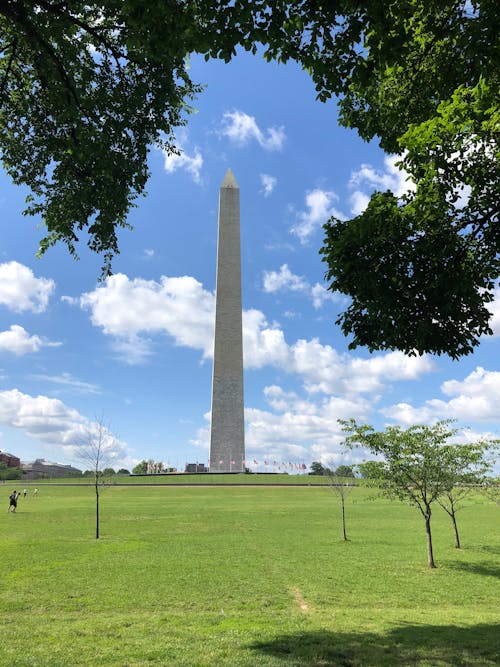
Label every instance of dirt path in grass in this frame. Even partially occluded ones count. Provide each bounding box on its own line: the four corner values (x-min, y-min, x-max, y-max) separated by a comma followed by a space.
290, 586, 311, 613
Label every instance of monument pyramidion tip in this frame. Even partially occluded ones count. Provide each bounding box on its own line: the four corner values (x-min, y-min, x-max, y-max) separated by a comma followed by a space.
221, 168, 239, 189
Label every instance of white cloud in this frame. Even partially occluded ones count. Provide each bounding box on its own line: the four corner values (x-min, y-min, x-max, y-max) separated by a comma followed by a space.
242, 309, 290, 369
348, 154, 415, 215
382, 400, 442, 426
350, 154, 415, 197
248, 328, 432, 399
488, 286, 500, 336
192, 386, 373, 466
60, 295, 79, 306
310, 283, 346, 310
382, 366, 500, 424
30, 372, 101, 395
220, 110, 285, 151
290, 340, 434, 396
262, 264, 346, 311
112, 335, 155, 366
0, 388, 132, 467
441, 367, 500, 399
262, 264, 308, 294
80, 273, 215, 364
260, 173, 277, 197
291, 188, 344, 243
0, 261, 55, 313
349, 191, 370, 216
162, 137, 203, 184
0, 325, 61, 355
80, 273, 434, 396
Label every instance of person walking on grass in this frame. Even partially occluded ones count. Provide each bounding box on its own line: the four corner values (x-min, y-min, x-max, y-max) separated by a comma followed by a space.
8, 490, 17, 513
23, 488, 27, 498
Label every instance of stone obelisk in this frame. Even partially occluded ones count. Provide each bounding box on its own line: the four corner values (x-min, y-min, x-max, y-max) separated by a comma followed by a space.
209, 169, 245, 473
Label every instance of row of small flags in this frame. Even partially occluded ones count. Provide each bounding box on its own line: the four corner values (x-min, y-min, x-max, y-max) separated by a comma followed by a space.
209, 460, 308, 470
146, 461, 309, 473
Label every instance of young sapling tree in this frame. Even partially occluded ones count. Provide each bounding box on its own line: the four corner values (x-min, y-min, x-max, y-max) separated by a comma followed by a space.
436, 442, 495, 548
341, 419, 460, 568
77, 417, 117, 539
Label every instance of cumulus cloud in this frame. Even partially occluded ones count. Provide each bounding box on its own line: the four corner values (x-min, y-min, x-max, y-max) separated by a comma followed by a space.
60, 295, 79, 306
350, 154, 415, 197
262, 264, 346, 311
291, 188, 345, 243
242, 309, 290, 369
0, 325, 61, 355
290, 340, 434, 396
262, 264, 308, 294
310, 283, 345, 310
488, 286, 500, 336
348, 154, 415, 215
0, 261, 55, 313
196, 367, 496, 468
162, 135, 203, 184
192, 385, 373, 466
220, 110, 285, 151
349, 191, 371, 217
80, 273, 215, 364
260, 173, 277, 197
382, 366, 500, 425
80, 273, 434, 397
0, 388, 133, 467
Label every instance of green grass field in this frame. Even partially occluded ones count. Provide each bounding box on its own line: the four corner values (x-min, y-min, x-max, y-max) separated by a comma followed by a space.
1, 484, 499, 666
27, 473, 337, 485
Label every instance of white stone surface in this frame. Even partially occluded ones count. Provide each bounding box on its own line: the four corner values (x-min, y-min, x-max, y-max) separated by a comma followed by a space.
209, 169, 245, 472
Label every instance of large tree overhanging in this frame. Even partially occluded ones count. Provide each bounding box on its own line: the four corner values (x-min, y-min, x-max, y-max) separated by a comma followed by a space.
1, 1, 498, 355
0, 0, 204, 276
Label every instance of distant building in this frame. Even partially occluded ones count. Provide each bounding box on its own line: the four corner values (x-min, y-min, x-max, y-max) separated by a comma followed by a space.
0, 451, 21, 468
184, 463, 208, 473
22, 458, 82, 480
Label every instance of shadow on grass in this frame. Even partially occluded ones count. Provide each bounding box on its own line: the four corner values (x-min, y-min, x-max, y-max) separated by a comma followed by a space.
249, 623, 500, 666
446, 560, 500, 579
466, 544, 500, 556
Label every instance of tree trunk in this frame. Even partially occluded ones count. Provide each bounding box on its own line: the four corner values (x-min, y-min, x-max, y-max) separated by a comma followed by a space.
95, 481, 100, 540
424, 510, 435, 568
451, 512, 461, 549
341, 494, 348, 541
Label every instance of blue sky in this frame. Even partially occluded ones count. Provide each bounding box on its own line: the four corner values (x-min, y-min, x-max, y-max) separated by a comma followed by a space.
1, 51, 499, 473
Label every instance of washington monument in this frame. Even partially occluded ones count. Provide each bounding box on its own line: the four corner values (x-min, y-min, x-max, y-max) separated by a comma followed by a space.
209, 169, 245, 472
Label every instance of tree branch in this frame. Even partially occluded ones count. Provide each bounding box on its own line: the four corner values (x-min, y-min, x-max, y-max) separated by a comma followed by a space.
0, 36, 17, 104
34, 0, 129, 75
1, 1, 81, 108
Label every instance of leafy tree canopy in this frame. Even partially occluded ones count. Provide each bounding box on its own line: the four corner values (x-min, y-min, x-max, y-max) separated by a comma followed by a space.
333, 465, 355, 478
1, 1, 498, 355
132, 460, 148, 475
342, 419, 465, 567
0, 463, 23, 480
348, 420, 498, 561
309, 460, 329, 475
434, 440, 496, 548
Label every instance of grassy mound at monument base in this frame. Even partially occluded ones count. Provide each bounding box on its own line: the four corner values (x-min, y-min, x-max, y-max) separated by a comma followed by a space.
1, 485, 498, 666
27, 472, 336, 485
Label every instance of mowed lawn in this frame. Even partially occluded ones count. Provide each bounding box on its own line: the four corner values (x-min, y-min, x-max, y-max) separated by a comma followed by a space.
1, 485, 499, 666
